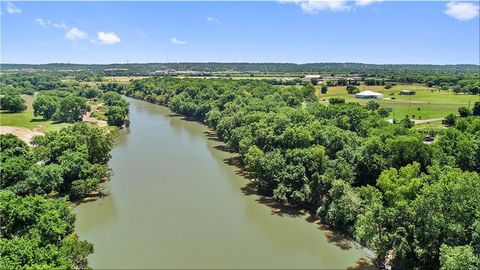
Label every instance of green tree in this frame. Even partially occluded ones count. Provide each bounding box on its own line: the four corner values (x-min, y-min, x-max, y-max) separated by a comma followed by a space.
0, 191, 93, 269
399, 115, 414, 128
320, 84, 328, 94
105, 106, 129, 127
53, 95, 88, 123
444, 113, 457, 126
366, 100, 380, 111
458, 106, 471, 117
440, 244, 478, 270
346, 85, 359, 94
378, 108, 390, 118
472, 102, 480, 116
376, 162, 424, 205
33, 95, 58, 119
0, 94, 26, 112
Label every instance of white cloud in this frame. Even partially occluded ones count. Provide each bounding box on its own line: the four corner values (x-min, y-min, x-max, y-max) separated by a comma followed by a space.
444, 1, 479, 21
207, 16, 221, 23
280, 0, 385, 14
355, 0, 383, 7
171, 37, 187, 45
279, 0, 350, 14
97, 31, 121, 45
66, 27, 87, 40
6, 2, 21, 14
52, 22, 68, 29
35, 18, 68, 29
35, 18, 49, 27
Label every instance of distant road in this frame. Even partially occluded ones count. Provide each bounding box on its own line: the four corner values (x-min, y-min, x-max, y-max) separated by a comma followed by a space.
386, 117, 444, 125
413, 118, 444, 124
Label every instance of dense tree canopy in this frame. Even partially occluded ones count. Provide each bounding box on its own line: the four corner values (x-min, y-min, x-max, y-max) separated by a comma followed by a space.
0, 124, 115, 268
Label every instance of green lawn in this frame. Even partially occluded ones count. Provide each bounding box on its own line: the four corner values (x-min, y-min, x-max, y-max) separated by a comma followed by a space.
316, 84, 479, 120
0, 95, 69, 131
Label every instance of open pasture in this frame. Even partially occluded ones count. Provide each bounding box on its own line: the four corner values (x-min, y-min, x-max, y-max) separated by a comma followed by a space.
0, 95, 68, 131
316, 84, 478, 120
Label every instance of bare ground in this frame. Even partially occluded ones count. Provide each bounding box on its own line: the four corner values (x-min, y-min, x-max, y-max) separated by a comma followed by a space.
83, 104, 108, 127
0, 126, 43, 145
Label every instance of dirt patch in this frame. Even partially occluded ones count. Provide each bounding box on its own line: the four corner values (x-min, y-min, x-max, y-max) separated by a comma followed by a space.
0, 126, 43, 145
83, 103, 108, 127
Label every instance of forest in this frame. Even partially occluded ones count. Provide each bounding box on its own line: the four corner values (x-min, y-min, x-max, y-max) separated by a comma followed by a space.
125, 77, 480, 269
0, 73, 128, 268
0, 124, 115, 268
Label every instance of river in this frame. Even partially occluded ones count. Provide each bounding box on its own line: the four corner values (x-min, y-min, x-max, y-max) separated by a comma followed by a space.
74, 97, 370, 269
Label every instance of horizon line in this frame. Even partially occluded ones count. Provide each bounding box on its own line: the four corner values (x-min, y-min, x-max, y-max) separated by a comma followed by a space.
1, 62, 479, 66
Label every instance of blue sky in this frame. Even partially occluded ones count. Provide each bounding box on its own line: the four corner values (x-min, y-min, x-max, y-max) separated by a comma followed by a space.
1, 1, 479, 64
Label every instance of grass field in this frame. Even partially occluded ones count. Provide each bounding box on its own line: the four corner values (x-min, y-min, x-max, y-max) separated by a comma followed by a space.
0, 95, 68, 131
316, 84, 479, 120
104, 76, 148, 82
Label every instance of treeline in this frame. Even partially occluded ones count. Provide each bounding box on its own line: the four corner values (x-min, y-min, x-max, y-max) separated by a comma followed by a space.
0, 123, 115, 268
3, 63, 479, 73
125, 77, 479, 269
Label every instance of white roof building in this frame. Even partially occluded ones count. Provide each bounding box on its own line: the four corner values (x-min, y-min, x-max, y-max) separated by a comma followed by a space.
355, 90, 383, 99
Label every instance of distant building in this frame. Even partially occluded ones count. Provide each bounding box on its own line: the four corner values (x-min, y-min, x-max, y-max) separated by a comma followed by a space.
303, 75, 321, 82
399, 90, 416, 95
153, 69, 178, 75
355, 90, 383, 99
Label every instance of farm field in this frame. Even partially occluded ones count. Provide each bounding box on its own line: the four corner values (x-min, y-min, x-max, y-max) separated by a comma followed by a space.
104, 76, 148, 82
316, 84, 479, 120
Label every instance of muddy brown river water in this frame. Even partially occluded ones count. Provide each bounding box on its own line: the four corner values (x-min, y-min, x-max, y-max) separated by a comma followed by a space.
74, 97, 370, 269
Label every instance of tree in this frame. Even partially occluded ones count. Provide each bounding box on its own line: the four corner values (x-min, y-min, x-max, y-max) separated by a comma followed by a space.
33, 95, 58, 119
0, 191, 93, 269
366, 100, 380, 111
378, 108, 390, 118
410, 168, 480, 269
0, 157, 32, 188
444, 113, 456, 126
81, 88, 102, 99
376, 162, 424, 205
302, 84, 316, 101
12, 164, 63, 196
105, 106, 129, 127
440, 244, 478, 270
310, 78, 319, 85
458, 106, 471, 117
0, 94, 26, 112
0, 134, 30, 161
399, 115, 414, 128
346, 85, 359, 94
320, 84, 328, 94
102, 91, 125, 106
472, 102, 480, 116
386, 136, 431, 169
53, 95, 88, 123
452, 85, 462, 94
281, 126, 313, 149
